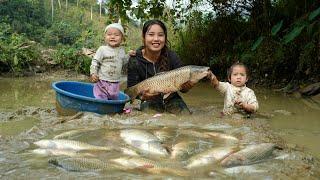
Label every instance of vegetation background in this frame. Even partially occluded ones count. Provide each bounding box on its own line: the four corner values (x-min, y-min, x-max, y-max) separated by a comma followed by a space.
0, 0, 319, 91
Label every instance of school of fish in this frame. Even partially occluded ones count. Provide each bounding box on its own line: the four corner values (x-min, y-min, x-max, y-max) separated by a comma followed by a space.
32, 128, 279, 177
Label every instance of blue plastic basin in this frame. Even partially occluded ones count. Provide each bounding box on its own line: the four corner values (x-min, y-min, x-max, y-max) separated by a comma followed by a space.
52, 81, 129, 114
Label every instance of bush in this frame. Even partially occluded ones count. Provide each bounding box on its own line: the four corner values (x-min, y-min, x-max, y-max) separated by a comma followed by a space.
0, 23, 40, 74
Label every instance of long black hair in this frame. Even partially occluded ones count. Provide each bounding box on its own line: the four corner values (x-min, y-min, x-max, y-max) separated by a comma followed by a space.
142, 19, 170, 71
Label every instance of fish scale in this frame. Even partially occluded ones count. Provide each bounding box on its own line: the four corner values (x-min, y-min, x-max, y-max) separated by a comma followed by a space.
49, 157, 114, 172
120, 129, 168, 157
34, 139, 111, 151
220, 143, 276, 167
111, 156, 190, 176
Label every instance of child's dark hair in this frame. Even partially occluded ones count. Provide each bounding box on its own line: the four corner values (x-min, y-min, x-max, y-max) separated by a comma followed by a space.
142, 19, 170, 71
227, 62, 249, 80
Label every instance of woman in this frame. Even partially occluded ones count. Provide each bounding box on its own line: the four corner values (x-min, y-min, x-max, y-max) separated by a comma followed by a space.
127, 19, 194, 114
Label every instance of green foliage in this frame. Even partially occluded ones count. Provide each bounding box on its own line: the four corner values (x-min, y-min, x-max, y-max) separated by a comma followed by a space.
43, 21, 81, 46
0, 0, 319, 84
0, 23, 40, 74
0, 0, 49, 41
52, 45, 90, 74
251, 36, 264, 51
308, 6, 320, 21
271, 20, 283, 36
282, 24, 306, 44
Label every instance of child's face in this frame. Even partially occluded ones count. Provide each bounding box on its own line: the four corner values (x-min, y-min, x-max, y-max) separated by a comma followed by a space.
104, 27, 123, 47
229, 65, 248, 87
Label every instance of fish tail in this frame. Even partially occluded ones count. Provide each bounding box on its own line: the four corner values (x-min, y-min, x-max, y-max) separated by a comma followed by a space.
124, 86, 139, 102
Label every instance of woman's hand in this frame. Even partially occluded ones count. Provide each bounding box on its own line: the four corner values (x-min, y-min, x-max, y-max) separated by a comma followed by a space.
90, 74, 99, 83
180, 81, 195, 93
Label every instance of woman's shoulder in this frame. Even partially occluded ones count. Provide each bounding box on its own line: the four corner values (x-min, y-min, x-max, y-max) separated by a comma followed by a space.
167, 50, 179, 58
166, 50, 182, 69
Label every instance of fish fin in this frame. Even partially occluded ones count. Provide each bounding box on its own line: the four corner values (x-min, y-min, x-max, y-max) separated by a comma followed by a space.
124, 85, 139, 102
163, 93, 172, 99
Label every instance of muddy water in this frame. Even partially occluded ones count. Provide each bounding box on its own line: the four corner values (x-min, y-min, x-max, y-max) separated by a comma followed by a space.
0, 74, 320, 179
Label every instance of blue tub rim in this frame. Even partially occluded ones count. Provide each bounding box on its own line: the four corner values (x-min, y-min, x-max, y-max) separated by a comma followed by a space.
52, 81, 130, 104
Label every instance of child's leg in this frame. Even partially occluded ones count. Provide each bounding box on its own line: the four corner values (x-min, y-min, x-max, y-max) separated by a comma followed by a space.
106, 82, 120, 100
93, 80, 109, 99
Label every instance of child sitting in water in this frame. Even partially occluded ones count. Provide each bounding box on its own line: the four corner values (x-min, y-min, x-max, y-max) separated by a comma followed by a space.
90, 22, 129, 99
208, 62, 259, 115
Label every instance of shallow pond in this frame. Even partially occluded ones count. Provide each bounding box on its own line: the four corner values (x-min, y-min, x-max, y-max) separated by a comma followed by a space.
0, 74, 319, 179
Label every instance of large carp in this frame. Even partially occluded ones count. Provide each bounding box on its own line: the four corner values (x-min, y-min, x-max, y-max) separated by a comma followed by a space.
186, 146, 236, 169
110, 156, 190, 176
49, 157, 116, 172
120, 129, 168, 157
32, 148, 95, 157
220, 143, 276, 167
125, 65, 210, 101
171, 140, 198, 160
34, 139, 111, 151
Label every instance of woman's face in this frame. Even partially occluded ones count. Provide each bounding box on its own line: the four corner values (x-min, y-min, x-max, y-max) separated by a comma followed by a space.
143, 24, 166, 53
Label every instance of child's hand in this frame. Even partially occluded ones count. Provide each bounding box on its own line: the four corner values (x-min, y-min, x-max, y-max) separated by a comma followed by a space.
90, 74, 99, 83
234, 100, 245, 109
128, 50, 136, 57
235, 100, 255, 113
207, 71, 219, 88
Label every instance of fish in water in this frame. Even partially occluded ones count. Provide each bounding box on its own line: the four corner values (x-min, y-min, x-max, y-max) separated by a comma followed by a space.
120, 129, 168, 157
53, 129, 94, 139
171, 140, 198, 160
124, 65, 210, 101
153, 127, 176, 142
34, 139, 111, 151
223, 165, 267, 174
186, 146, 236, 169
32, 148, 95, 157
49, 157, 115, 172
110, 156, 190, 176
205, 132, 239, 143
220, 143, 276, 167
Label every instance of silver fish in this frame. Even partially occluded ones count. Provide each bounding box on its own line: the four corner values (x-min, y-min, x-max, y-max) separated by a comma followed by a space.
53, 129, 93, 139
224, 165, 267, 174
220, 143, 276, 167
186, 146, 236, 169
178, 129, 212, 139
205, 132, 239, 143
153, 127, 176, 142
125, 65, 210, 101
34, 139, 111, 151
32, 148, 95, 157
120, 129, 168, 157
49, 157, 114, 172
120, 147, 140, 157
110, 156, 189, 176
